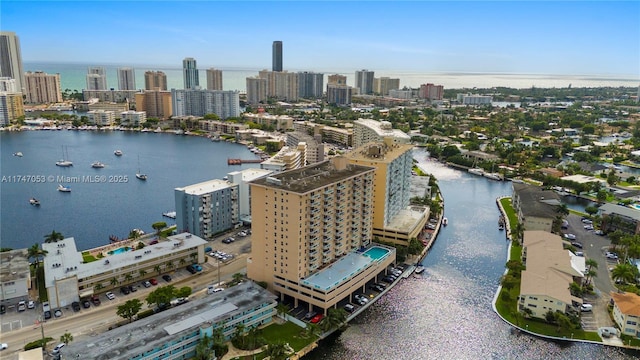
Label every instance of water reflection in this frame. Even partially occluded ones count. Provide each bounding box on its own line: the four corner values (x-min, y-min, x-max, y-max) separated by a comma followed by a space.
303, 149, 636, 360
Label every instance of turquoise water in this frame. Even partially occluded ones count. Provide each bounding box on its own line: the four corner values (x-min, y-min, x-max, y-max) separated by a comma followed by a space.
363, 246, 389, 260
108, 247, 130, 255
631, 204, 640, 210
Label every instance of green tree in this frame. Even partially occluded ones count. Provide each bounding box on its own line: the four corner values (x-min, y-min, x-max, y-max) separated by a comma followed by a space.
175, 286, 192, 298
301, 323, 322, 339
585, 206, 599, 216
27, 243, 48, 270
555, 312, 573, 333
60, 332, 73, 345
116, 299, 143, 323
146, 285, 176, 309
611, 263, 639, 285
500, 274, 520, 291
152, 221, 167, 236
276, 303, 290, 317
194, 334, 214, 360
44, 230, 64, 243
265, 340, 289, 360
322, 307, 348, 331
129, 229, 141, 240
544, 310, 557, 324
596, 189, 608, 202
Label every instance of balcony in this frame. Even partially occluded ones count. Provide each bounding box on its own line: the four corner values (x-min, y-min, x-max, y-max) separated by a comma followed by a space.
323, 244, 331, 251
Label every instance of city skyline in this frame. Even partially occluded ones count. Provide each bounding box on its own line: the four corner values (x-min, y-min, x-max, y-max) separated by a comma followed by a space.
1, 1, 638, 78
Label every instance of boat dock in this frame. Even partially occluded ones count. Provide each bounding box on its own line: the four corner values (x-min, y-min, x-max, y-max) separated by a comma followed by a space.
227, 158, 263, 165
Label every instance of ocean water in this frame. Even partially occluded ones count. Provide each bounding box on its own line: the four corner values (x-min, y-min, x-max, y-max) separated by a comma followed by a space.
24, 62, 639, 93
0, 130, 260, 251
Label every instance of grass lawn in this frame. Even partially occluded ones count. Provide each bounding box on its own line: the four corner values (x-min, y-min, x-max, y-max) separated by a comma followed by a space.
82, 251, 97, 263
499, 198, 518, 228
260, 321, 316, 351
36, 266, 47, 301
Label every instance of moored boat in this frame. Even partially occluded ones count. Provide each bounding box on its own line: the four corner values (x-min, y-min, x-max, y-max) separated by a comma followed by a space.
114, 150, 123, 156
13, 151, 23, 157
57, 184, 71, 192
442, 217, 448, 226
468, 168, 485, 176
415, 265, 425, 274
136, 173, 148, 181
163, 211, 176, 219
91, 161, 105, 168
483, 172, 503, 181
29, 198, 40, 206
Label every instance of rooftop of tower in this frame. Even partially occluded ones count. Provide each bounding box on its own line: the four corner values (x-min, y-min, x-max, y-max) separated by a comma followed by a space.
251, 157, 375, 194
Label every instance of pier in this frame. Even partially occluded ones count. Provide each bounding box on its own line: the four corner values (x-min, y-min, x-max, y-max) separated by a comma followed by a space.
227, 158, 263, 165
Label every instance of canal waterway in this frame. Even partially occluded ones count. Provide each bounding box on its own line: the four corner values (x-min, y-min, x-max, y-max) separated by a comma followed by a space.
0, 130, 259, 250
304, 148, 635, 359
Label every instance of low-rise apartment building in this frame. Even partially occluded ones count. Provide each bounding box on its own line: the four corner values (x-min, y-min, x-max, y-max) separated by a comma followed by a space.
610, 291, 640, 338
512, 183, 562, 233
42, 234, 207, 308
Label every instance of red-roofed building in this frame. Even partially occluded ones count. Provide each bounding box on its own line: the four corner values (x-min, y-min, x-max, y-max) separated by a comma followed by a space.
610, 291, 640, 338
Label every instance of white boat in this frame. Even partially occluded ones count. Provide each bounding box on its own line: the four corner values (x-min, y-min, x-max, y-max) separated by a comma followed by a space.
483, 172, 503, 181
211, 134, 221, 142
57, 184, 71, 192
29, 198, 40, 206
222, 176, 229, 181
163, 211, 177, 219
442, 217, 448, 226
136, 155, 147, 180
468, 168, 485, 176
13, 152, 23, 157
414, 265, 425, 274
55, 146, 73, 167
91, 161, 105, 168
114, 150, 123, 156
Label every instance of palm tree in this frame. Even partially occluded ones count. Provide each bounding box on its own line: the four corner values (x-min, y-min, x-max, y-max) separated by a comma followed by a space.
94, 283, 104, 291
266, 340, 289, 360
611, 263, 639, 285
139, 269, 147, 277
128, 229, 140, 241
27, 243, 48, 270
232, 273, 245, 284
165, 261, 174, 269
154, 265, 162, 274
276, 303, 290, 318
179, 258, 186, 266
322, 308, 348, 331
301, 323, 322, 339
124, 273, 133, 283
110, 277, 119, 287
60, 332, 73, 345
194, 334, 213, 360
44, 230, 64, 243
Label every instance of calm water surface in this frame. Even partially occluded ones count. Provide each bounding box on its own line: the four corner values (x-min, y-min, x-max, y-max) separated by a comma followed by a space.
304, 149, 636, 360
0, 130, 259, 250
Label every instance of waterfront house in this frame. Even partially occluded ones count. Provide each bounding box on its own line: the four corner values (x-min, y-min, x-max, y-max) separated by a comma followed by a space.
519, 231, 584, 320
610, 291, 640, 338
512, 183, 562, 233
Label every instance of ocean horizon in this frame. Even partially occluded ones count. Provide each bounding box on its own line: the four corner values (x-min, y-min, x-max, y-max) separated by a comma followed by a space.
24, 61, 640, 93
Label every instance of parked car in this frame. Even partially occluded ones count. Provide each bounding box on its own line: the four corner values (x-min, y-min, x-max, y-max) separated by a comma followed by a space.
354, 294, 369, 304
150, 278, 158, 285
310, 314, 324, 323
91, 295, 101, 306
162, 274, 172, 282
584, 225, 594, 230
344, 303, 355, 313
193, 264, 203, 272
595, 230, 604, 236
207, 286, 224, 294
564, 234, 577, 240
582, 219, 593, 224
54, 309, 63, 318
17, 301, 26, 312
571, 242, 583, 249
82, 300, 91, 309
580, 303, 593, 312
120, 286, 130, 295
222, 237, 235, 244
27, 300, 35, 309
1, 343, 7, 350
186, 265, 197, 274
304, 311, 317, 320
0, 305, 6, 314
106, 292, 116, 300
71, 301, 81, 312
606, 252, 619, 260
44, 310, 52, 319
52, 343, 66, 354
128, 285, 137, 293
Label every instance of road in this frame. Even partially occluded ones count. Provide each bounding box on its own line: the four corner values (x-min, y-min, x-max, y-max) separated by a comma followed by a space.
0, 231, 252, 359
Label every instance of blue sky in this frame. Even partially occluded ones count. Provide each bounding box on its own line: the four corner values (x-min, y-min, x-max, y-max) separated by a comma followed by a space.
2, 1, 638, 76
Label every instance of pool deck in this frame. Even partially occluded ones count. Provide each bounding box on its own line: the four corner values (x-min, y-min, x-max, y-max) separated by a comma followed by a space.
300, 246, 393, 292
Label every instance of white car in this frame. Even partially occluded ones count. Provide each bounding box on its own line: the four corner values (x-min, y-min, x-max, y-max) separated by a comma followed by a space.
27, 300, 35, 309
564, 234, 576, 240
606, 252, 618, 260
52, 343, 65, 354
17, 301, 26, 312
1, 343, 7, 350
106, 292, 116, 300
207, 286, 224, 294
580, 304, 593, 312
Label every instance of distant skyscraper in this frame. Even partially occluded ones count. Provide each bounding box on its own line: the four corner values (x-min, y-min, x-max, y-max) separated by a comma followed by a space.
0, 77, 17, 92
0, 31, 26, 93
272, 41, 283, 72
327, 74, 347, 85
144, 71, 167, 91
326, 84, 352, 106
246, 77, 267, 104
206, 68, 223, 90
0, 92, 24, 126
171, 89, 240, 119
355, 69, 375, 95
117, 67, 136, 90
86, 67, 107, 90
183, 57, 199, 89
24, 71, 62, 104
373, 77, 400, 96
297, 71, 324, 99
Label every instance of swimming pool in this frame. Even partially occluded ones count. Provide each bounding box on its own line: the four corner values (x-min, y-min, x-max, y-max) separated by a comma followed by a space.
108, 247, 130, 255
631, 204, 640, 211
363, 246, 390, 260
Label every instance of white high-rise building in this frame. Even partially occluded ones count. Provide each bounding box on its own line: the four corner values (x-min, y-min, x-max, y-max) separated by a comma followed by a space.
0, 77, 17, 92
353, 118, 411, 149
117, 67, 136, 90
171, 89, 240, 119
86, 67, 107, 90
183, 58, 199, 89
0, 32, 25, 94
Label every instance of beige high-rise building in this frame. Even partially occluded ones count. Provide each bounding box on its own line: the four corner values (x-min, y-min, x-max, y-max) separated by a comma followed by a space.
373, 77, 400, 96
0, 32, 25, 94
206, 68, 223, 90
246, 76, 267, 104
258, 70, 298, 101
327, 74, 347, 85
135, 90, 172, 119
24, 71, 62, 104
144, 71, 167, 91
248, 157, 396, 313
0, 92, 24, 125
346, 141, 429, 245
